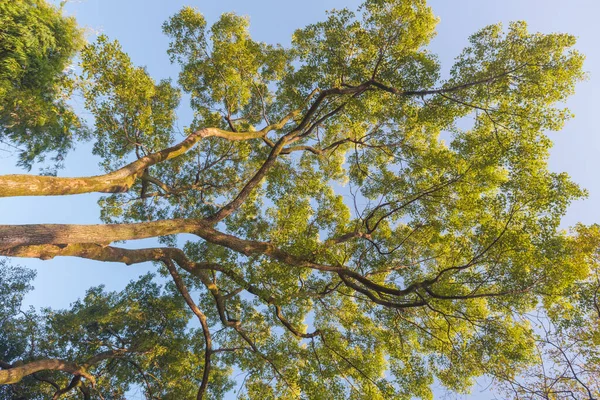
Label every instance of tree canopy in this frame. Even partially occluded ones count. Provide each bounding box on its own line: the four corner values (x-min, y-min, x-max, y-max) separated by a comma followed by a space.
0, 0, 598, 399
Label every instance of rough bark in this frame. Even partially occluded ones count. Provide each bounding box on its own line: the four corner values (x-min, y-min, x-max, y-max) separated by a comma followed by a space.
0, 360, 95, 386
0, 219, 346, 274
0, 220, 200, 251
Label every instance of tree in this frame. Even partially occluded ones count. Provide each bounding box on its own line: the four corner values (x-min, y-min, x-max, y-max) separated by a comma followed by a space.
0, 0, 597, 398
0, 0, 84, 171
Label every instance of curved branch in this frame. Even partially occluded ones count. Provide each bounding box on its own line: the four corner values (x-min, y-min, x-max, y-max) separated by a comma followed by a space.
32, 373, 60, 392
0, 359, 95, 386
162, 259, 212, 400
0, 86, 319, 200
273, 305, 321, 339
0, 126, 269, 198
1, 214, 517, 316
52, 375, 81, 400
205, 135, 288, 224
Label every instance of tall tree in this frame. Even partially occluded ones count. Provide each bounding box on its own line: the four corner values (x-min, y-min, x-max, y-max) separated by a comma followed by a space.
0, 0, 597, 398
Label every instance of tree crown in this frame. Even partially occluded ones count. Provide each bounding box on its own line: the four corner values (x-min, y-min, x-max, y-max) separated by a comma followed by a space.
0, 1, 597, 399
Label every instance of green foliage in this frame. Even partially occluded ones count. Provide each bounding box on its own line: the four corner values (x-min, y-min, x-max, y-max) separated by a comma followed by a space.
496, 225, 600, 398
163, 7, 290, 131
1, 267, 233, 399
0, 260, 36, 370
0, 0, 84, 170
80, 35, 181, 171
86, 2, 592, 398
291, 0, 439, 91
3, 0, 598, 398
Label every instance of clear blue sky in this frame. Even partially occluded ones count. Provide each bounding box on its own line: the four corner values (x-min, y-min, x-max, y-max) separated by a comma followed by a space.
1, 0, 599, 398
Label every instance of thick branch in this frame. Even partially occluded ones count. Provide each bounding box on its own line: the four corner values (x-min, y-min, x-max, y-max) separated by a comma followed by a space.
0, 221, 422, 307
0, 127, 264, 198
0, 220, 343, 272
0, 359, 95, 386
0, 220, 200, 251
52, 375, 81, 400
0, 214, 514, 313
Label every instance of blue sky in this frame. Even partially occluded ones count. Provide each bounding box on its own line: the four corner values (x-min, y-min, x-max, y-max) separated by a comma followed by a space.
1, 0, 599, 398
